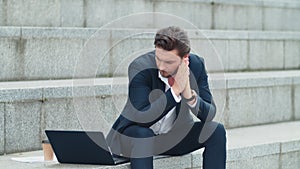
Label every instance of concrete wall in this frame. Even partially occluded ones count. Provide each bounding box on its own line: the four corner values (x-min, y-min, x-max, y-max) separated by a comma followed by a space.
221, 71, 300, 128
0, 28, 300, 81
192, 140, 300, 169
5, 102, 42, 154
0, 96, 122, 154
0, 0, 299, 31
225, 86, 291, 128
295, 85, 300, 120
0, 103, 4, 155
0, 71, 299, 153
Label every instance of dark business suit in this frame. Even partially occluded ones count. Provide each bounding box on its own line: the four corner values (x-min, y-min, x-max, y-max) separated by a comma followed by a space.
107, 50, 226, 169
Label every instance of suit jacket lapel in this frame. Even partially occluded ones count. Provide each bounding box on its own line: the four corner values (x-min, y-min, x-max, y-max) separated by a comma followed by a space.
157, 77, 165, 91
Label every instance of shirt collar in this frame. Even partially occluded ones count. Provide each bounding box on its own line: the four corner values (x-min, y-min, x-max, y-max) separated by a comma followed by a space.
158, 71, 171, 87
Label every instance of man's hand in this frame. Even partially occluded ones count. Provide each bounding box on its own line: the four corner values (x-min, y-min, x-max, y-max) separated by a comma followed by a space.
181, 56, 193, 98
172, 57, 190, 96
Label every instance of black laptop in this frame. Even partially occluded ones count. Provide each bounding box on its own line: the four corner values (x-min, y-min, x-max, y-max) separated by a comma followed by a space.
45, 130, 129, 165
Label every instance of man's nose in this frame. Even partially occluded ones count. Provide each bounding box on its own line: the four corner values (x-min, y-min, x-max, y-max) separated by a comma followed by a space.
158, 62, 166, 70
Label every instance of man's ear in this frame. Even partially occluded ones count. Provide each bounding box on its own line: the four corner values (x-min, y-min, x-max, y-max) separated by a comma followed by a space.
183, 54, 190, 66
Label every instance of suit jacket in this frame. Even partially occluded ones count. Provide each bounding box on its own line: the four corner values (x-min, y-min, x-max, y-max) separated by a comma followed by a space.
106, 50, 216, 155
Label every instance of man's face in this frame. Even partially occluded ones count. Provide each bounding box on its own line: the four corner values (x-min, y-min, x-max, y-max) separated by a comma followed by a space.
155, 47, 182, 78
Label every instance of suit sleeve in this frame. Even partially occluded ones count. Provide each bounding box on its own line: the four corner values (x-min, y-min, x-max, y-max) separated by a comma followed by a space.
121, 62, 178, 127
188, 57, 216, 122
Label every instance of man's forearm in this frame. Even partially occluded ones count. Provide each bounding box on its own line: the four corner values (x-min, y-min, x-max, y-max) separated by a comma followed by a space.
189, 95, 216, 122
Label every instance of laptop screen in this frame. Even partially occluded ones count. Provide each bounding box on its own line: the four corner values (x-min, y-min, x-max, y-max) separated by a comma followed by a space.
45, 130, 117, 165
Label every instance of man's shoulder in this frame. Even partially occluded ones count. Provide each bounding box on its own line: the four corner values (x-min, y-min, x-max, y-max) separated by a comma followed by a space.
189, 53, 204, 64
189, 53, 205, 70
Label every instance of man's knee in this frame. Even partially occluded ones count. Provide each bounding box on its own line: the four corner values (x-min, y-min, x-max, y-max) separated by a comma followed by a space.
135, 127, 155, 138
120, 126, 155, 158
198, 121, 226, 144
215, 123, 226, 139
209, 123, 226, 144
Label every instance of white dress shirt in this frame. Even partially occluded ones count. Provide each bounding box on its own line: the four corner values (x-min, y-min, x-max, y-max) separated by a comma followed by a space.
150, 72, 181, 135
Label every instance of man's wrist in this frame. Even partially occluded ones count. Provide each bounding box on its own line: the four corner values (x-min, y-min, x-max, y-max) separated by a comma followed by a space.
183, 90, 196, 102
186, 90, 197, 107
187, 96, 197, 105
171, 86, 181, 97
170, 87, 182, 103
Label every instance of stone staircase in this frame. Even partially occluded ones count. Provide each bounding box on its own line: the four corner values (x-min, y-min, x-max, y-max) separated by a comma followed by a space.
1, 121, 300, 168
0, 0, 299, 168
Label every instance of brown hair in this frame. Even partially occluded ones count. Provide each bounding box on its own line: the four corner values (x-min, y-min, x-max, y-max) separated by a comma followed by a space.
154, 26, 190, 58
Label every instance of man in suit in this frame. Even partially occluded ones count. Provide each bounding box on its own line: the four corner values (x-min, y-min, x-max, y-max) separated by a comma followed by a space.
107, 26, 226, 169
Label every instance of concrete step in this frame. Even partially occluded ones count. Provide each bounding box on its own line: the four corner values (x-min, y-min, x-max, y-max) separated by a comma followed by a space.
0, 70, 299, 154
1, 27, 300, 81
0, 121, 300, 169
0, 0, 299, 31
